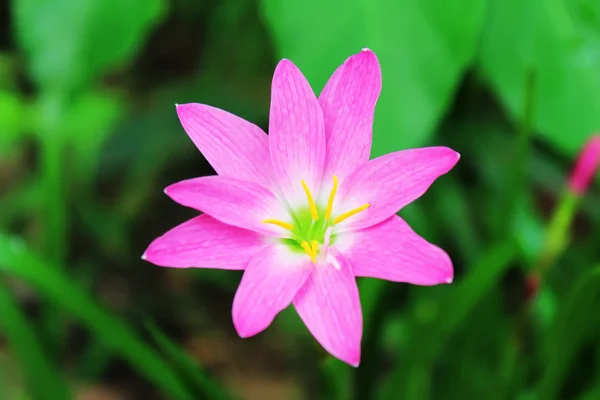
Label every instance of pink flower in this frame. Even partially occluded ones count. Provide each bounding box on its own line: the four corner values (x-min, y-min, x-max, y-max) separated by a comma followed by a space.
568, 135, 600, 196
143, 49, 459, 367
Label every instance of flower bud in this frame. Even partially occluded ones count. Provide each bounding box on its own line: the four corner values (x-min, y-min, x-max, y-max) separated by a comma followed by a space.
568, 135, 600, 196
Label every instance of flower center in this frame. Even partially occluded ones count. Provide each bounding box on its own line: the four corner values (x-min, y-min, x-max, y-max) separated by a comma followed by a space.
262, 176, 370, 262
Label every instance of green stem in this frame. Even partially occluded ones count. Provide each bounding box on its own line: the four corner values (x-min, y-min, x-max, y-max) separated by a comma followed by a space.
497, 72, 543, 398
38, 90, 69, 354
505, 69, 536, 236
503, 191, 580, 398
39, 91, 67, 264
534, 190, 579, 278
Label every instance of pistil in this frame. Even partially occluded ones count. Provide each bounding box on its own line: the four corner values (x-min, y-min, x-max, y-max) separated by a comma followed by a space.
261, 177, 370, 262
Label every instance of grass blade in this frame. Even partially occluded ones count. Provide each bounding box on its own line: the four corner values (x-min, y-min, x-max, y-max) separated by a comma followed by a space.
382, 240, 519, 400
538, 266, 600, 400
0, 234, 195, 400
0, 280, 70, 400
146, 321, 236, 400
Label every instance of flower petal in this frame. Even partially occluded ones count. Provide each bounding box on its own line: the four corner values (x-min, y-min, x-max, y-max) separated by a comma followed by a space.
337, 216, 453, 285
232, 245, 312, 338
334, 147, 460, 231
165, 176, 290, 237
293, 251, 362, 367
320, 49, 381, 181
269, 59, 326, 207
143, 215, 265, 269
176, 103, 272, 186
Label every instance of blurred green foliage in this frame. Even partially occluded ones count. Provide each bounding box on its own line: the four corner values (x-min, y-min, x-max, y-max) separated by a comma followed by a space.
14, 0, 165, 92
264, 0, 487, 155
0, 0, 599, 399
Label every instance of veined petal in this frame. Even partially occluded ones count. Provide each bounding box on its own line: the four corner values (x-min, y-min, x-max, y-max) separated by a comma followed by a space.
334, 147, 460, 231
337, 216, 453, 285
320, 49, 381, 182
233, 245, 312, 338
176, 103, 272, 186
143, 215, 265, 269
165, 176, 290, 237
293, 251, 362, 367
269, 59, 326, 207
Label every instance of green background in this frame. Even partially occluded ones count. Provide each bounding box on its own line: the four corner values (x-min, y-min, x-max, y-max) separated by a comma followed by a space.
0, 0, 599, 398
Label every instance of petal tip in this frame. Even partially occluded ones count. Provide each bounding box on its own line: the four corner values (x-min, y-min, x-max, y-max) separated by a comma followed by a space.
274, 58, 300, 74
162, 184, 179, 203
356, 48, 379, 65
237, 330, 252, 339
345, 353, 361, 367
446, 277, 453, 284
233, 321, 257, 339
163, 184, 175, 197
141, 252, 147, 261
174, 102, 199, 117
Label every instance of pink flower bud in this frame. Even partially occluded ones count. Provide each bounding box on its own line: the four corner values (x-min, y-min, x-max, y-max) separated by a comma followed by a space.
568, 135, 600, 196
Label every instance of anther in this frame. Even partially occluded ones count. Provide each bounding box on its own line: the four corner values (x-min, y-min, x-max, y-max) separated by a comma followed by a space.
301, 241, 316, 263
325, 175, 338, 220
262, 219, 294, 231
301, 180, 319, 221
333, 204, 370, 224
311, 240, 319, 255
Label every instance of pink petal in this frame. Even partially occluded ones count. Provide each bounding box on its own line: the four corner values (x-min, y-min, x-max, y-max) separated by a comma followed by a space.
165, 176, 290, 237
293, 251, 362, 367
319, 49, 382, 182
232, 245, 312, 338
142, 215, 265, 269
269, 59, 326, 207
176, 103, 272, 186
334, 147, 460, 231
337, 216, 453, 285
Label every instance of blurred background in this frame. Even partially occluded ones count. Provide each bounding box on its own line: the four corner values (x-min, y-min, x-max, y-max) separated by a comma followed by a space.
1, 0, 600, 399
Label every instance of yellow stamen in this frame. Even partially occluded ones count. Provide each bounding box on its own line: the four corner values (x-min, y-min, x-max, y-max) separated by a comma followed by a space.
324, 175, 338, 220
301, 180, 319, 221
333, 204, 370, 224
301, 241, 316, 263
311, 240, 319, 255
262, 219, 294, 231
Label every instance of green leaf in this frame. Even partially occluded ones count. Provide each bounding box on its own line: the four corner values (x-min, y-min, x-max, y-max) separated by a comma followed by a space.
538, 266, 600, 400
477, 0, 600, 154
261, 0, 486, 156
0, 234, 196, 400
0, 281, 70, 400
13, 0, 166, 91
